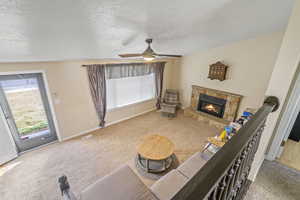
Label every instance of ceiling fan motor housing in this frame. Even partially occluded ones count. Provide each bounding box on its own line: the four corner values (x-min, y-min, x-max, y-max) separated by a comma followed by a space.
146, 38, 153, 44
119, 38, 181, 59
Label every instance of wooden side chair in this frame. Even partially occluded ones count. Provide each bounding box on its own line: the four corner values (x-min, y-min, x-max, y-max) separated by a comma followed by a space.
160, 89, 180, 117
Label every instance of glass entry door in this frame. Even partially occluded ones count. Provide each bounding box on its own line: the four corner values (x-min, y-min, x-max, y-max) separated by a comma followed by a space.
0, 73, 57, 152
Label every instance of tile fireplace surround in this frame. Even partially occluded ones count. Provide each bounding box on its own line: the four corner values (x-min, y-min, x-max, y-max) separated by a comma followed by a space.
184, 85, 243, 130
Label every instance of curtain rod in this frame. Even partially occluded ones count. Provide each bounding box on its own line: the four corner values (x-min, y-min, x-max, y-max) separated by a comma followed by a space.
81, 61, 167, 67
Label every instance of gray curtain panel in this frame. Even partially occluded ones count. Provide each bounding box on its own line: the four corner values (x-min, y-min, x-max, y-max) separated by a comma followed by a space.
86, 65, 107, 127
105, 63, 154, 79
152, 62, 166, 109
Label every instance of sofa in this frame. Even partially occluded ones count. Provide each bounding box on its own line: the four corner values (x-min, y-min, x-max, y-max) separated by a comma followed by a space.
60, 152, 207, 200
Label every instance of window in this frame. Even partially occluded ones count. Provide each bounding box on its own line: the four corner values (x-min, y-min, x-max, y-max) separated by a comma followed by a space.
106, 73, 155, 109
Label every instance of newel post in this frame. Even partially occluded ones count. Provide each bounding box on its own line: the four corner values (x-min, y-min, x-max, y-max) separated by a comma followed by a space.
264, 96, 280, 112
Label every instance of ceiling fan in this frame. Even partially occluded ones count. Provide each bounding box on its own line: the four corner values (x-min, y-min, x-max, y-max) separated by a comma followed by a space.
119, 38, 182, 61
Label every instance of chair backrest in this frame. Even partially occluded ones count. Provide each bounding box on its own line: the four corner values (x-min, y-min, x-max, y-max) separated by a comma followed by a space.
164, 89, 179, 104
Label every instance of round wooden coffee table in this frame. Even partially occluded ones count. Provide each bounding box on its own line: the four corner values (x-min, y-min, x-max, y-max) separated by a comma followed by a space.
137, 134, 175, 173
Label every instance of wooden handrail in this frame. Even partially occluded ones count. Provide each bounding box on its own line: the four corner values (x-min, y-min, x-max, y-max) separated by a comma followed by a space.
171, 96, 279, 200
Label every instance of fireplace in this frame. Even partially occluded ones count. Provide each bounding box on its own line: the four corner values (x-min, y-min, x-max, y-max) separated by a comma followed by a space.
197, 94, 227, 118
185, 86, 242, 129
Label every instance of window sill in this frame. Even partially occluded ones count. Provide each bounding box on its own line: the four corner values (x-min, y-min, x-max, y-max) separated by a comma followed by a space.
107, 98, 156, 112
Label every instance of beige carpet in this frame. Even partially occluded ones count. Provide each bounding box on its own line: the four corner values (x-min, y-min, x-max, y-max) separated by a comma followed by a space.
277, 139, 300, 171
245, 161, 300, 200
0, 111, 219, 200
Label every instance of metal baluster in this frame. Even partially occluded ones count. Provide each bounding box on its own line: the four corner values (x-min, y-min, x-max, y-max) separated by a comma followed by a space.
236, 149, 248, 190
213, 187, 219, 200
209, 187, 219, 200
231, 157, 242, 198
240, 142, 253, 185
225, 166, 236, 200
218, 175, 229, 200
244, 135, 257, 174
227, 158, 241, 199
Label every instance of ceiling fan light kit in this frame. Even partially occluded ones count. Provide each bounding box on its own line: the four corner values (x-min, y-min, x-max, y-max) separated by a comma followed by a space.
143, 56, 155, 61
119, 38, 182, 61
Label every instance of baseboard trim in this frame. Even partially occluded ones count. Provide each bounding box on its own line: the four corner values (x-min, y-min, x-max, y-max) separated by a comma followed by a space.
0, 153, 18, 166
248, 156, 265, 181
19, 140, 58, 155
62, 108, 156, 141
106, 108, 157, 127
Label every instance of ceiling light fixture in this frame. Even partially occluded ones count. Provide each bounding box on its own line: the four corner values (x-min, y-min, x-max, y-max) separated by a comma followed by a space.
143, 55, 155, 61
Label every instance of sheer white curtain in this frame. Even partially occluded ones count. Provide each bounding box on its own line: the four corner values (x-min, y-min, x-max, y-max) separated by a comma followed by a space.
106, 73, 155, 109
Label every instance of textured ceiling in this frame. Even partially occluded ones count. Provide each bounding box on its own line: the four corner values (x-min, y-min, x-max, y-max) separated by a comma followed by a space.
0, 0, 295, 62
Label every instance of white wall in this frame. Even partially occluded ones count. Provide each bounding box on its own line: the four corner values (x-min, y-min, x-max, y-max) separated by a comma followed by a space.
249, 0, 300, 180
179, 32, 284, 116
0, 59, 180, 140
0, 106, 17, 164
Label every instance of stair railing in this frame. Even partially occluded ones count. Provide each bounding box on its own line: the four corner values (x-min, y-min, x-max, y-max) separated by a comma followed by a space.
171, 96, 279, 200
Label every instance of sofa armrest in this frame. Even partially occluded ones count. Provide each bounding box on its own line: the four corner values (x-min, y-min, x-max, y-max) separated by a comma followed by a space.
80, 165, 158, 200
150, 169, 188, 200
177, 152, 206, 179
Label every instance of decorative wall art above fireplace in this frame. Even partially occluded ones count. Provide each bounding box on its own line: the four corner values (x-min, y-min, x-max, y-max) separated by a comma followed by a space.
208, 61, 228, 81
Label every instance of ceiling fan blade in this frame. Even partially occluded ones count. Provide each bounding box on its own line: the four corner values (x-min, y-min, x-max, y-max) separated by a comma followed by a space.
155, 54, 182, 57
119, 53, 142, 58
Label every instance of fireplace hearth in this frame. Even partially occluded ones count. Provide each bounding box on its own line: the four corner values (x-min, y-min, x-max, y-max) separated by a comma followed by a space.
197, 94, 226, 118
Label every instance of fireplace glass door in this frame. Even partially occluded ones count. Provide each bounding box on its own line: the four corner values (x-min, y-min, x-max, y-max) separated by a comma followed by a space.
197, 94, 226, 118
200, 102, 223, 117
